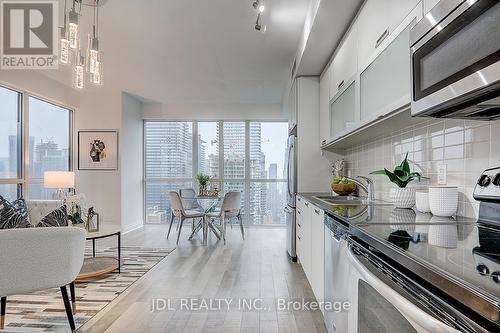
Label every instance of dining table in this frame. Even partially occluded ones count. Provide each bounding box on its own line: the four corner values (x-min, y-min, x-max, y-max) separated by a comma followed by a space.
183, 194, 222, 245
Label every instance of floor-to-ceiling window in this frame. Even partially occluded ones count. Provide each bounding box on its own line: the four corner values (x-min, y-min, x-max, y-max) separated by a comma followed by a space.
0, 85, 73, 201
144, 120, 288, 225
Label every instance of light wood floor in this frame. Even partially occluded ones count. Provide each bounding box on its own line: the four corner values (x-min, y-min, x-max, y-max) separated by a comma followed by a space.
79, 223, 327, 333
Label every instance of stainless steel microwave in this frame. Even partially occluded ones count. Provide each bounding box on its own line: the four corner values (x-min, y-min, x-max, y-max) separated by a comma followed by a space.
410, 0, 500, 120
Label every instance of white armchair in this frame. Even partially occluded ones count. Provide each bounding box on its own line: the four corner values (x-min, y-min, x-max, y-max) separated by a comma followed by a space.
0, 227, 86, 332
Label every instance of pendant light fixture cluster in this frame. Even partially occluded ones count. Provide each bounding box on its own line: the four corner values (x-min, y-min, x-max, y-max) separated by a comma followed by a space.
252, 0, 266, 32
59, 0, 103, 89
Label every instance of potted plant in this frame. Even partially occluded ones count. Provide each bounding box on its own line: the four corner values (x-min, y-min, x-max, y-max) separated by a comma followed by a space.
370, 153, 422, 209
65, 194, 87, 227
197, 174, 211, 196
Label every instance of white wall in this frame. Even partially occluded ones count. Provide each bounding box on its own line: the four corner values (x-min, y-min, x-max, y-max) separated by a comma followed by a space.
75, 88, 122, 227
121, 93, 144, 232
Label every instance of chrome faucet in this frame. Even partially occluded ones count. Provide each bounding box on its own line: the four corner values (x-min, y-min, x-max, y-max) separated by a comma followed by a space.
343, 175, 375, 202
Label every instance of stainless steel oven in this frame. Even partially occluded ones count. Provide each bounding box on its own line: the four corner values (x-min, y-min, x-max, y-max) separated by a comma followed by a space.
410, 0, 500, 120
346, 238, 487, 333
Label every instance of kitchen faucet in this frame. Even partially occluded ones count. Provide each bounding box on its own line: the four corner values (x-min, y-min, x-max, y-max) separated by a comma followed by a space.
343, 175, 374, 202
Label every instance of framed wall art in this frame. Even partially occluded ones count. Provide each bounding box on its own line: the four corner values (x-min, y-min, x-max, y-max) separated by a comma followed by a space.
78, 130, 119, 170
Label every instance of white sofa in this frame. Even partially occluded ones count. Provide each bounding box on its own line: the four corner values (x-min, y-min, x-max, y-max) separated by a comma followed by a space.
26, 200, 65, 226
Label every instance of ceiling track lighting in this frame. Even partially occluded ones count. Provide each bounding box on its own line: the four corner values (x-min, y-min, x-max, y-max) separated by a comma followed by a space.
60, 0, 104, 89
252, 1, 266, 33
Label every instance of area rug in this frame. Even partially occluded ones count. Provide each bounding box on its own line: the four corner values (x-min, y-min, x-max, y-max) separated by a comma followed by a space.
2, 246, 173, 332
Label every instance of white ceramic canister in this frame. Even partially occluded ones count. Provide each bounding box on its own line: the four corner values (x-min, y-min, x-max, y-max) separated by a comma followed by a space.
415, 190, 430, 213
429, 186, 458, 217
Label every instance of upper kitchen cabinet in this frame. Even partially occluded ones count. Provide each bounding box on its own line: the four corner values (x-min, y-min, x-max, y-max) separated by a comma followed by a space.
329, 22, 358, 99
319, 66, 331, 146
359, 3, 422, 121
357, 0, 420, 68
330, 81, 356, 138
288, 79, 297, 131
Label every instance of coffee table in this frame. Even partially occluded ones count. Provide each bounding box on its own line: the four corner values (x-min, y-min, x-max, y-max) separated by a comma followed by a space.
77, 226, 121, 280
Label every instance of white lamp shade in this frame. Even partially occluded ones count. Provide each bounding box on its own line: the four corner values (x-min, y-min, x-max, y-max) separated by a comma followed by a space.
44, 171, 75, 189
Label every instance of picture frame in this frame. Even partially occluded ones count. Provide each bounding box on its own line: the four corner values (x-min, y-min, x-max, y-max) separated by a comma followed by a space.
86, 212, 100, 233
78, 130, 119, 170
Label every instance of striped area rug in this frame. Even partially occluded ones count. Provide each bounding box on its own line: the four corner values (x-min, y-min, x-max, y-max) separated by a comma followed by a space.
2, 246, 173, 332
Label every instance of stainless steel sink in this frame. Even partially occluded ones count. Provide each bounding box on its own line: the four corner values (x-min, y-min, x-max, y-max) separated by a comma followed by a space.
313, 195, 391, 206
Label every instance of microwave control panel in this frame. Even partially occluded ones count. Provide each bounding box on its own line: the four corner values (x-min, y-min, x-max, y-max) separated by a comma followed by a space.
474, 167, 500, 202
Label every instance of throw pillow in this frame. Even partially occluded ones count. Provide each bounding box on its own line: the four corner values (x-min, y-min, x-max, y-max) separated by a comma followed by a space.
35, 205, 69, 227
0, 196, 31, 229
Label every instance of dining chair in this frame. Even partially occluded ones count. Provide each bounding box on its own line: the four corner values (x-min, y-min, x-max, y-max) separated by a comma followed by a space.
167, 191, 205, 245
206, 191, 243, 245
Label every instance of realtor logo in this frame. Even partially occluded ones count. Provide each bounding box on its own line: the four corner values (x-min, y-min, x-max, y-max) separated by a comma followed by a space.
1, 0, 58, 69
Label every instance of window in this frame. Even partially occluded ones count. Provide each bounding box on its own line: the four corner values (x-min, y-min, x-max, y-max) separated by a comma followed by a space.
28, 97, 72, 199
223, 122, 246, 180
0, 85, 73, 201
144, 121, 288, 225
144, 122, 193, 216
197, 122, 219, 179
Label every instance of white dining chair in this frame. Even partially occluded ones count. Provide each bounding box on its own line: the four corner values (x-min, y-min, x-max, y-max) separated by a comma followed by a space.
0, 227, 86, 333
206, 191, 243, 245
167, 191, 205, 245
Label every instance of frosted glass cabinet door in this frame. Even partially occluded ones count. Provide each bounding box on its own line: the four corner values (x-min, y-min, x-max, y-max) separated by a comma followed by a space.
330, 81, 356, 138
360, 24, 411, 121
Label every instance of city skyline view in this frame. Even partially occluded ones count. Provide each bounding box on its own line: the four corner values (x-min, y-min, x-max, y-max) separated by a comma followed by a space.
145, 121, 288, 225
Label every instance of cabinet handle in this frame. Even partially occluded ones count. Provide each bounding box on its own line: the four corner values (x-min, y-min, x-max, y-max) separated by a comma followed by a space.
375, 28, 389, 48
314, 209, 320, 215
305, 202, 309, 207
297, 209, 301, 215
297, 236, 301, 240
322, 139, 326, 145
337, 80, 344, 90
297, 197, 301, 202
297, 223, 302, 227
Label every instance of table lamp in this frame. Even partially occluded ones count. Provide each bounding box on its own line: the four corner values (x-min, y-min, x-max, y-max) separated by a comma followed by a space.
43, 171, 75, 200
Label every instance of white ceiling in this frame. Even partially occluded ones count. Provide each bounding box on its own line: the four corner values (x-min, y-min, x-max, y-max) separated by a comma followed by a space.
49, 0, 312, 106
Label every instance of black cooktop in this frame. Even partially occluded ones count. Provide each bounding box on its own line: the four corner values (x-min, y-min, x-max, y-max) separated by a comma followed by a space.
353, 221, 500, 303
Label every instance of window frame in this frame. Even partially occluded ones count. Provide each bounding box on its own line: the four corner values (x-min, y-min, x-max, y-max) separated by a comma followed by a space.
143, 120, 288, 225
0, 82, 74, 200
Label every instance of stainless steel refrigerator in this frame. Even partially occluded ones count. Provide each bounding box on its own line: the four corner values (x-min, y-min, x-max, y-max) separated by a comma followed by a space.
285, 126, 297, 261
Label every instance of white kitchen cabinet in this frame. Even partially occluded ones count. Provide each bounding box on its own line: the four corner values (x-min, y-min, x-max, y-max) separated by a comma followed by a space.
330, 81, 356, 138
357, 0, 420, 68
359, 4, 422, 122
329, 22, 358, 99
311, 205, 325, 303
296, 196, 325, 304
319, 66, 331, 146
288, 79, 297, 131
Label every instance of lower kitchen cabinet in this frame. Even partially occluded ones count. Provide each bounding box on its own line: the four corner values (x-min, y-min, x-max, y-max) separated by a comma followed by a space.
296, 196, 325, 306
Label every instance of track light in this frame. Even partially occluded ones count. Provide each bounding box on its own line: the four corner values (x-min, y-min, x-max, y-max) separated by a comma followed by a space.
255, 13, 266, 33
252, 0, 264, 12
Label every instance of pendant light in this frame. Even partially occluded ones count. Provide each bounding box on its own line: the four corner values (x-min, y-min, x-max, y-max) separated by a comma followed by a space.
72, 52, 85, 89
59, 0, 70, 64
87, 0, 103, 85
68, 0, 79, 49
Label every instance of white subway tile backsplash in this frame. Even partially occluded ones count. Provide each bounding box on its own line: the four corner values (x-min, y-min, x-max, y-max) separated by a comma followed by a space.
341, 119, 500, 219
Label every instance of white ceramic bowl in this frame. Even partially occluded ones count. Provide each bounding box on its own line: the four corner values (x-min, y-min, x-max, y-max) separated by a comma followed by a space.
415, 191, 430, 213
429, 187, 458, 217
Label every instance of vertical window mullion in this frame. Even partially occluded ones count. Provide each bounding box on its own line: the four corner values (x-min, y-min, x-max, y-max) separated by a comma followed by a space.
22, 93, 29, 199
192, 121, 198, 184
244, 121, 250, 223
219, 120, 224, 191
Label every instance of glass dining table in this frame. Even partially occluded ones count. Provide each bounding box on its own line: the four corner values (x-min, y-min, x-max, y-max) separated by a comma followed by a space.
183, 195, 222, 245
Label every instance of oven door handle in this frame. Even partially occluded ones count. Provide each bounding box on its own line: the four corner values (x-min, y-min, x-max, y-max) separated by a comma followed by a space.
347, 248, 460, 333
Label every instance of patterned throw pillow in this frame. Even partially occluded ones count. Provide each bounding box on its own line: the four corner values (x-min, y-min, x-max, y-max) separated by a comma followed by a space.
0, 196, 31, 229
35, 205, 69, 227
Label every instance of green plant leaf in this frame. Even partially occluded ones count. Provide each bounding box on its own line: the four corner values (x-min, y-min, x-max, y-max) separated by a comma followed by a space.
370, 170, 387, 175
401, 152, 410, 174
384, 168, 404, 187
